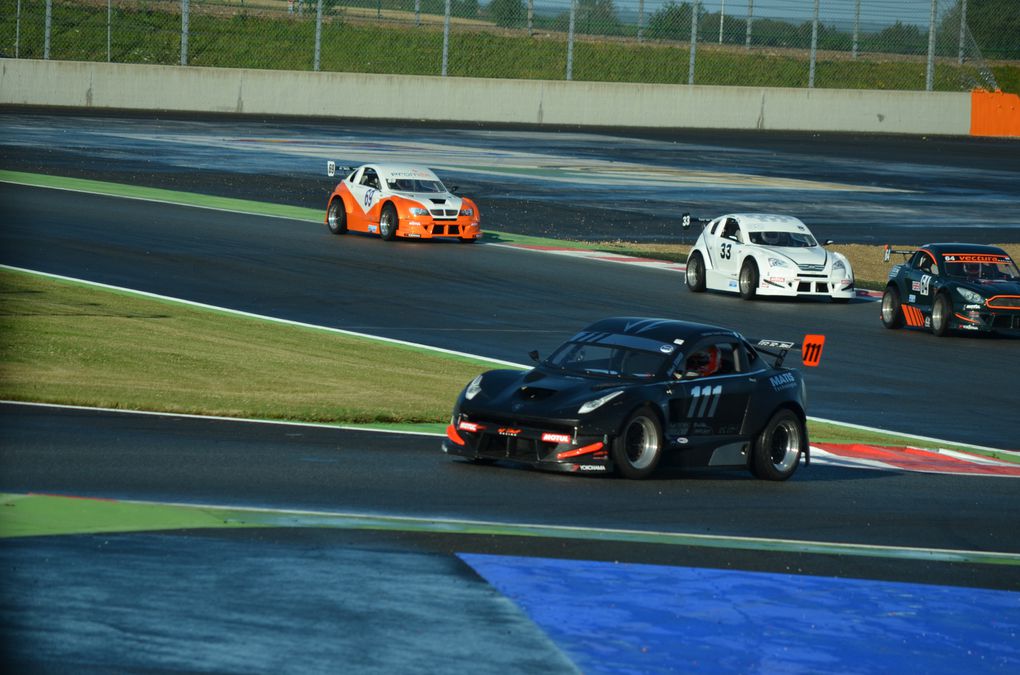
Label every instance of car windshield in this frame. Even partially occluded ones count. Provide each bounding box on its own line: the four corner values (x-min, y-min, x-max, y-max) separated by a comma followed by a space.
386, 178, 445, 193
943, 255, 1020, 282
544, 341, 670, 379
748, 231, 817, 247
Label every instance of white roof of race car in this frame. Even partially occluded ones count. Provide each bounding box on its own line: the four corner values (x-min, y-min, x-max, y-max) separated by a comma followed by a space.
725, 214, 810, 233
370, 164, 441, 182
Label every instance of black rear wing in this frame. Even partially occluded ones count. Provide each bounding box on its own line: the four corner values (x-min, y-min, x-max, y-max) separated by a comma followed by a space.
681, 212, 712, 231
883, 245, 915, 263
753, 335, 825, 368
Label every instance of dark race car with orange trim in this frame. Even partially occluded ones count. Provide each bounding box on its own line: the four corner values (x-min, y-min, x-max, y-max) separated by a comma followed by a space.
443, 317, 825, 481
324, 162, 481, 242
881, 243, 1020, 337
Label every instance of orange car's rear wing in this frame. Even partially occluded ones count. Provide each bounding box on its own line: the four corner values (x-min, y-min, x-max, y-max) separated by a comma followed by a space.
753, 335, 825, 368
326, 161, 355, 179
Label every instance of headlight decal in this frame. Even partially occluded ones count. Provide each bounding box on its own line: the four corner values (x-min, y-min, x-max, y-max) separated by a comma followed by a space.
465, 375, 483, 400
578, 390, 623, 414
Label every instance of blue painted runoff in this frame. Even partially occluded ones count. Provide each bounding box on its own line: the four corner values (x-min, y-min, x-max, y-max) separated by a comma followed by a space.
459, 553, 1020, 674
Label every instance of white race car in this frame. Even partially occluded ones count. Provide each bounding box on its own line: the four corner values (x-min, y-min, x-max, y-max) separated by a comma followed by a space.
684, 213, 854, 302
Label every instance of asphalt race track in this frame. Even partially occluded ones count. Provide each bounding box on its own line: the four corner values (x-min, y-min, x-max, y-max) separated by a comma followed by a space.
1, 181, 1017, 447
1, 110, 1019, 672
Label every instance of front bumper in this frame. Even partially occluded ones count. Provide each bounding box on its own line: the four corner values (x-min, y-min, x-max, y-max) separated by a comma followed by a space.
401, 217, 481, 240
759, 274, 855, 299
443, 415, 613, 474
952, 307, 1020, 333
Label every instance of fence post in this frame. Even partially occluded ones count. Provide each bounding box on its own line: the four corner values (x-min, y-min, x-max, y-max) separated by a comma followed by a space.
44, 0, 51, 59
957, 0, 968, 65
107, 0, 112, 62
852, 0, 860, 59
637, 0, 644, 43
718, 0, 725, 44
181, 0, 189, 66
528, 0, 534, 37
15, 0, 21, 58
314, 0, 322, 71
808, 0, 819, 88
442, 0, 451, 76
925, 0, 937, 91
415, 0, 421, 27
688, 1, 699, 85
566, 0, 576, 81
744, 0, 753, 50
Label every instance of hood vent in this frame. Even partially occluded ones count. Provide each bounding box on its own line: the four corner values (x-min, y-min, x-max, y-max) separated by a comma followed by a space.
518, 386, 557, 401
430, 198, 447, 204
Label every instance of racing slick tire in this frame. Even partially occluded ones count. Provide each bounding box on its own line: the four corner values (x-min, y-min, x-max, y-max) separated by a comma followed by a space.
932, 293, 952, 337
459, 236, 477, 244
750, 409, 804, 481
611, 407, 663, 480
880, 285, 905, 329
326, 198, 347, 235
738, 260, 759, 300
379, 203, 399, 241
686, 252, 707, 292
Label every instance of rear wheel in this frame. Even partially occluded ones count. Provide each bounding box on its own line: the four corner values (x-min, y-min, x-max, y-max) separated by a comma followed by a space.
379, 203, 399, 241
611, 407, 663, 480
739, 260, 759, 300
326, 198, 347, 235
932, 293, 952, 337
751, 409, 804, 481
881, 285, 904, 329
686, 252, 706, 292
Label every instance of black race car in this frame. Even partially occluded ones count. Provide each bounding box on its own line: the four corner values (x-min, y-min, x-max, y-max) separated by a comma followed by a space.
443, 317, 825, 481
881, 243, 1020, 337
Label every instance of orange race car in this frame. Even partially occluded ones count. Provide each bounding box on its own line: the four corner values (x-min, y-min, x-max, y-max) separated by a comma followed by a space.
324, 162, 481, 242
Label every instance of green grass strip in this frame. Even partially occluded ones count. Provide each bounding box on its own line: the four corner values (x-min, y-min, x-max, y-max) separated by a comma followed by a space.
0, 266, 492, 424
2, 493, 1017, 566
0, 170, 322, 222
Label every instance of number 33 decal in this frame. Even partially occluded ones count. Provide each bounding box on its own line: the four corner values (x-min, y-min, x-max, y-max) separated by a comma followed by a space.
720, 243, 733, 260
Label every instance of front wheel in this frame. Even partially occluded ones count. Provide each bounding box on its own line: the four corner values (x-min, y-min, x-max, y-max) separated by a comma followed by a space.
750, 409, 805, 481
326, 198, 347, 235
738, 260, 759, 300
379, 203, 399, 241
686, 252, 706, 292
881, 286, 904, 329
611, 407, 663, 480
932, 293, 952, 337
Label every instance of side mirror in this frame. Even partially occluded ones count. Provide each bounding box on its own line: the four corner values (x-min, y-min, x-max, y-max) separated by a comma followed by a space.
528, 350, 540, 363
823, 239, 834, 246
448, 185, 459, 193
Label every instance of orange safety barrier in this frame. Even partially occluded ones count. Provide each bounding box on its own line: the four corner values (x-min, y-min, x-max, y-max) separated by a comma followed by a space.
970, 90, 1020, 137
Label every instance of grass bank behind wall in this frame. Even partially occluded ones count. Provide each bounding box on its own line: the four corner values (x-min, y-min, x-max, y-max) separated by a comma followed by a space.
1, 2, 1016, 93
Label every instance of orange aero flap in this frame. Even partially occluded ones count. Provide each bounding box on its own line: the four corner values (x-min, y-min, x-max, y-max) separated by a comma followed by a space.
970, 90, 1020, 138
801, 334, 825, 367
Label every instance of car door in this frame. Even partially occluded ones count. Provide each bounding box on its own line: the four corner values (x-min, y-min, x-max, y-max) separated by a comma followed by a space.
713, 217, 745, 285
665, 339, 754, 447
903, 250, 939, 322
346, 166, 384, 231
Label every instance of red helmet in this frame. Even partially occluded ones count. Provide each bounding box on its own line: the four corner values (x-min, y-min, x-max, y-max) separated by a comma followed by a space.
688, 346, 720, 377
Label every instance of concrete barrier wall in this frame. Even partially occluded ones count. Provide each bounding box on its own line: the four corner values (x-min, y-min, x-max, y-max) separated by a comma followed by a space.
1, 58, 972, 136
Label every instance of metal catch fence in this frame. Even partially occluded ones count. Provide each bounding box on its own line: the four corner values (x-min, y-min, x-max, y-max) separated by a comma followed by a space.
2, 0, 1010, 92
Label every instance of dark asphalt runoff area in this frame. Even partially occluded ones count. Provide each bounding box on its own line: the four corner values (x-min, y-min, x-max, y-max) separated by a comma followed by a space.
2, 109, 1019, 672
